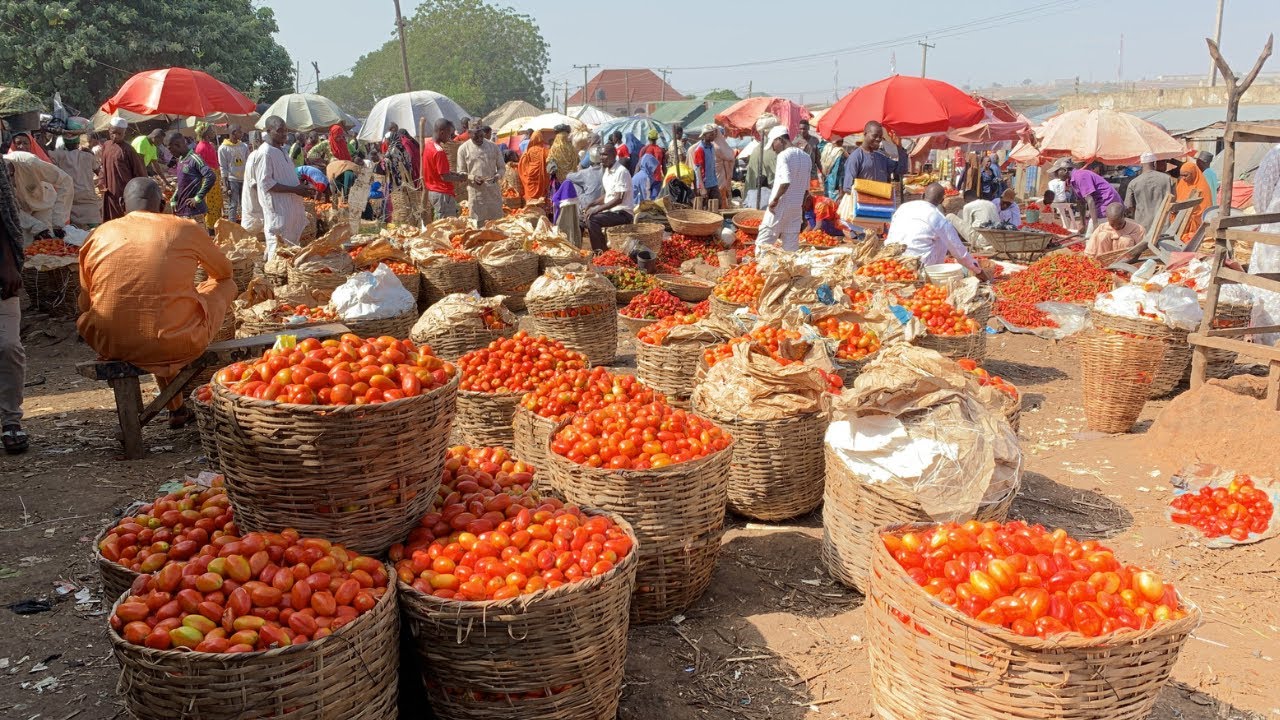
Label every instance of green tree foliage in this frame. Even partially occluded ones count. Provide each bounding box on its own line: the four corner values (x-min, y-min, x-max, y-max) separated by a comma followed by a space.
319, 0, 548, 118
703, 89, 741, 102
0, 1, 294, 113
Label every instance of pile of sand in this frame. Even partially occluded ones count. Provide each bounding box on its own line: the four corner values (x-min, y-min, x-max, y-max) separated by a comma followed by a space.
1145, 376, 1279, 476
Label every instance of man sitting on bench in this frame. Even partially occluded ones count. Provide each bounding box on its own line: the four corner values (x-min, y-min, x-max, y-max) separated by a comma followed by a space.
77, 177, 237, 428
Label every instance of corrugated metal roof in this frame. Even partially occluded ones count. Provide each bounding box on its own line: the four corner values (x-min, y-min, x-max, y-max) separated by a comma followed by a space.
686, 101, 737, 131
650, 100, 705, 125
1131, 105, 1280, 135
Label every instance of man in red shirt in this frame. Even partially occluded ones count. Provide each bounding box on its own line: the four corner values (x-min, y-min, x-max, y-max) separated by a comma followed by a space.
421, 119, 468, 219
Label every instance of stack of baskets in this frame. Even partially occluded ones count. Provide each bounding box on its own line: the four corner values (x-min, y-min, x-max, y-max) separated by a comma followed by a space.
546, 421, 734, 623
417, 257, 480, 309
1090, 310, 1189, 398
867, 522, 1200, 720
667, 208, 724, 238
605, 223, 664, 256
1080, 330, 1166, 433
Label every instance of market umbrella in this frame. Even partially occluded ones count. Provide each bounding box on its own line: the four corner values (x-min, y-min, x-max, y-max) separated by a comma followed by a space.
568, 104, 615, 128
1034, 108, 1189, 166
100, 67, 256, 117
496, 112, 586, 139
907, 96, 1033, 155
358, 91, 470, 142
817, 75, 985, 139
715, 97, 812, 138
483, 100, 541, 131
0, 86, 44, 116
256, 93, 355, 132
592, 116, 672, 146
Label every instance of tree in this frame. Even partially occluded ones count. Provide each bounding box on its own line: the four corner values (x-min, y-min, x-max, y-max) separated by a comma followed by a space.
0, 1, 294, 114
319, 0, 548, 118
703, 89, 741, 102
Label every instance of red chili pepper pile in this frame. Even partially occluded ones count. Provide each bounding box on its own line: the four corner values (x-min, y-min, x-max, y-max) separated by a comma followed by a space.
621, 288, 688, 320
994, 254, 1111, 328
593, 250, 635, 268
1024, 221, 1072, 237
661, 233, 719, 267
995, 300, 1059, 329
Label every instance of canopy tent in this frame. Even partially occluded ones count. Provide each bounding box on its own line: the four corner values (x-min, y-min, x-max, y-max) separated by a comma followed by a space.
1009, 140, 1041, 166
817, 75, 985, 139
358, 91, 470, 142
567, 104, 615, 128
256, 93, 355, 132
496, 113, 587, 139
483, 100, 541, 132
649, 100, 705, 127
684, 101, 737, 136
907, 95, 1033, 157
715, 97, 811, 138
1033, 108, 1189, 166
91, 109, 259, 133
101, 67, 255, 117
593, 116, 672, 146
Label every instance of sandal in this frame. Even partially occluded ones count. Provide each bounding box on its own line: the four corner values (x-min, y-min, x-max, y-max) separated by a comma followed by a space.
2, 425, 29, 455
168, 406, 196, 429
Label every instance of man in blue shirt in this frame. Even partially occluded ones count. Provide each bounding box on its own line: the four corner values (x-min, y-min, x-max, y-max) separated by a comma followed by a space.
840, 121, 907, 197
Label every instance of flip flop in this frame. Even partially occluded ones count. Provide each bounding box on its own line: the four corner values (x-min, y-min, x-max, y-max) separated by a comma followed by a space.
2, 425, 29, 455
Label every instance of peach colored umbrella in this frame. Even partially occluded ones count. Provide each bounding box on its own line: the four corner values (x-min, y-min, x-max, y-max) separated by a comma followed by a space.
1035, 108, 1188, 165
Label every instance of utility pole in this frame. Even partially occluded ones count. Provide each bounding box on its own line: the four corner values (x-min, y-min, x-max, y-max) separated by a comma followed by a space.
918, 40, 936, 77
623, 70, 630, 113
311, 61, 320, 92
563, 86, 569, 115
1117, 34, 1123, 82
574, 64, 599, 107
1208, 0, 1226, 86
392, 0, 412, 92
550, 81, 559, 111
658, 68, 671, 102
295, 61, 300, 92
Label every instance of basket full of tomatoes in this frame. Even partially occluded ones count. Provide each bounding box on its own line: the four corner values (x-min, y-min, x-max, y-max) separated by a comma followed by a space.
107, 530, 399, 720
417, 251, 479, 308
545, 401, 734, 623
526, 269, 620, 367
867, 521, 1199, 720
902, 284, 987, 361
209, 334, 459, 554
632, 310, 723, 407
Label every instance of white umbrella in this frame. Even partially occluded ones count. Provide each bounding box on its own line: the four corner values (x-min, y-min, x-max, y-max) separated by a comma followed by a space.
567, 104, 615, 128
496, 112, 586, 139
256, 93, 355, 132
358, 91, 470, 142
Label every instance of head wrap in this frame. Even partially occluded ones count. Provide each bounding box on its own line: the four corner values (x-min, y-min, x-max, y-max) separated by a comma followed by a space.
553, 124, 571, 134
109, 116, 128, 130
647, 129, 659, 141
1001, 188, 1016, 201
1139, 152, 1157, 164
194, 121, 210, 137
766, 126, 789, 145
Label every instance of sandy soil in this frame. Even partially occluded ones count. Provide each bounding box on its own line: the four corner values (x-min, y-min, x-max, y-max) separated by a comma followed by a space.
0, 314, 1275, 720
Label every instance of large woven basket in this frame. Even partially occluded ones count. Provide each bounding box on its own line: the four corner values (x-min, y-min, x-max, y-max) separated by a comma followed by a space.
545, 423, 734, 623
635, 342, 705, 404
412, 323, 516, 362
191, 388, 218, 468
617, 311, 659, 334
868, 523, 1200, 720
1204, 301, 1252, 378
94, 502, 145, 604
667, 208, 723, 237
234, 316, 329, 339
211, 375, 457, 554
511, 404, 557, 472
109, 568, 400, 720
287, 265, 351, 295
613, 287, 646, 305
709, 294, 746, 321
657, 274, 713, 302
528, 291, 618, 367
821, 445, 1017, 593
1090, 310, 1188, 398
419, 259, 480, 308
453, 389, 522, 450
211, 307, 237, 343
1080, 331, 1165, 433
195, 257, 255, 294
400, 510, 638, 720
605, 222, 664, 256
480, 254, 539, 301
732, 209, 764, 237
343, 308, 418, 340
22, 264, 79, 317
913, 330, 987, 362
694, 406, 826, 521
832, 355, 873, 388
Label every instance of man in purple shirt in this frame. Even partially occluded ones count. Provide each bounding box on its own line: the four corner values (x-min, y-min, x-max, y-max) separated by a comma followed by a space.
166, 132, 215, 226
1054, 160, 1121, 222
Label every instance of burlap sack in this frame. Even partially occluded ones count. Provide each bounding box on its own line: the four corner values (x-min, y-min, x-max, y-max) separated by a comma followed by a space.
409, 293, 516, 341
692, 342, 830, 421
525, 266, 615, 306
292, 224, 355, 275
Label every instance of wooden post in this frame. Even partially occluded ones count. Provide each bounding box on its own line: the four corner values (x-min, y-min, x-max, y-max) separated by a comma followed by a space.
1206, 35, 1273, 229
109, 377, 145, 460
392, 0, 412, 92
1190, 247, 1226, 390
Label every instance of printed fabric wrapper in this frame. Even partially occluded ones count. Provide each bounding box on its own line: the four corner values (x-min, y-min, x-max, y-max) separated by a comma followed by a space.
1166, 463, 1280, 549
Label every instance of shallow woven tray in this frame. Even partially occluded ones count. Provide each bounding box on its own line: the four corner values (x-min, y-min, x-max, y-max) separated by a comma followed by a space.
657, 274, 713, 302
400, 510, 638, 720
1080, 330, 1166, 434
667, 208, 723, 237
109, 565, 400, 720
528, 291, 618, 367
211, 375, 457, 554
617, 311, 659, 334
732, 209, 764, 237
419, 259, 480, 308
342, 308, 418, 340
22, 265, 79, 317
821, 445, 1017, 593
635, 341, 705, 403
545, 421, 734, 623
1090, 310, 1188, 398
453, 389, 522, 450
411, 323, 516, 362
868, 522, 1200, 720
606, 222, 664, 256
613, 287, 646, 305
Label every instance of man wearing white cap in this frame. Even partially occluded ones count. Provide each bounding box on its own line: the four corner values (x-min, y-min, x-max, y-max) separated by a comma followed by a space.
1124, 152, 1174, 234
691, 125, 721, 201
99, 117, 146, 222
756, 126, 811, 253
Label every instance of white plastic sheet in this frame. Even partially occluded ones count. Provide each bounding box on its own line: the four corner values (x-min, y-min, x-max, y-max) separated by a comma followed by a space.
330, 263, 416, 321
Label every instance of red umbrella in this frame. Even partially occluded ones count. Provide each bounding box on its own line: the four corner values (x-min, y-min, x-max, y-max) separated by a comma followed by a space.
100, 67, 256, 117
715, 97, 811, 138
817, 75, 985, 139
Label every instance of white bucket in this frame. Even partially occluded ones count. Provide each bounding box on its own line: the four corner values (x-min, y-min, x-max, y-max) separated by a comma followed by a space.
924, 263, 966, 289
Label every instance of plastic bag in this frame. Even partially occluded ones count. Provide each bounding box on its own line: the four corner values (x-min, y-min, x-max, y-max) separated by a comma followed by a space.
993, 301, 1091, 340
330, 264, 416, 321
60, 225, 89, 247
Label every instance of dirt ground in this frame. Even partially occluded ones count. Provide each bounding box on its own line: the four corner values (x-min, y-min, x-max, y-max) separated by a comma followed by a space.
1, 312, 1276, 720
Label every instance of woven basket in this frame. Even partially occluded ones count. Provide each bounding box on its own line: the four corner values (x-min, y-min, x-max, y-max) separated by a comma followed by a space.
394, 270, 422, 298
480, 254, 539, 298
400, 510, 638, 720
635, 342, 705, 404
539, 254, 589, 272
617, 311, 659, 334
22, 265, 79, 317
667, 208, 723, 237
419, 259, 480, 308
912, 330, 987, 362
981, 229, 1055, 263
1204, 301, 1252, 378
832, 355, 873, 388
343, 308, 418, 340
94, 502, 144, 604
511, 404, 557, 472
235, 316, 329, 339
110, 568, 400, 720
287, 265, 350, 295
657, 274, 713, 302
732, 209, 764, 237
821, 445, 1016, 593
454, 389, 522, 450
605, 222, 664, 256
1003, 393, 1022, 434
867, 524, 1200, 720
545, 423, 734, 623
212, 308, 237, 343
1080, 331, 1166, 433
613, 287, 646, 305
1090, 310, 1189, 398
211, 375, 457, 554
694, 406, 825, 521
528, 291, 618, 367
191, 388, 218, 467
412, 323, 516, 362
195, 257, 255, 294
709, 294, 746, 321
300, 211, 318, 243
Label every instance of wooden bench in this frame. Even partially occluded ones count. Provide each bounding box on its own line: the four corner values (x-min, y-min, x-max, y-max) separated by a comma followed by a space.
77, 323, 350, 459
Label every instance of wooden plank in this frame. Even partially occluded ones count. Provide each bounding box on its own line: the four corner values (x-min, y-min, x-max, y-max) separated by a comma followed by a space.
139, 361, 207, 428
1189, 332, 1280, 363
1213, 212, 1280, 230
1225, 122, 1280, 144
108, 376, 145, 460
1271, 362, 1280, 412
1225, 228, 1280, 247
1217, 267, 1280, 294
1191, 346, 1209, 391
76, 360, 147, 381
1208, 324, 1280, 338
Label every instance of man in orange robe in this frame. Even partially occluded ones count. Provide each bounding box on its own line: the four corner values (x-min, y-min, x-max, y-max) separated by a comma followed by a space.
77, 178, 237, 426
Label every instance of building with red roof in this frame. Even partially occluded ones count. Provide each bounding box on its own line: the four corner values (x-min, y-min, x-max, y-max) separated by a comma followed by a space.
567, 69, 686, 117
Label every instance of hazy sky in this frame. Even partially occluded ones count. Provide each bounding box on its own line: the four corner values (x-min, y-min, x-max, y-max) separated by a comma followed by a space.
264, 0, 1274, 105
